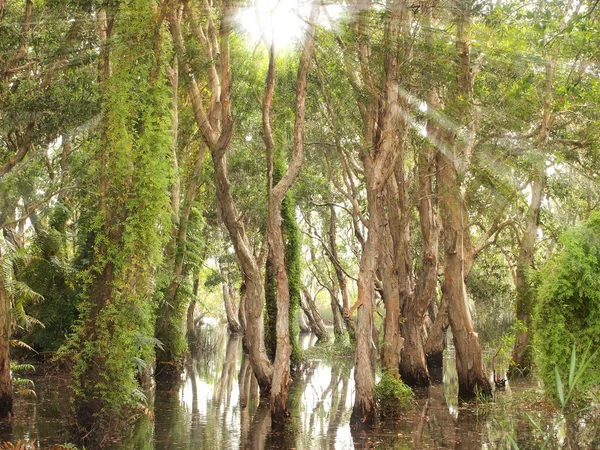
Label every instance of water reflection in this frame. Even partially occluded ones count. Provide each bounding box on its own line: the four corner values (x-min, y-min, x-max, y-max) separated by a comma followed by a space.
1, 325, 598, 449
148, 326, 599, 450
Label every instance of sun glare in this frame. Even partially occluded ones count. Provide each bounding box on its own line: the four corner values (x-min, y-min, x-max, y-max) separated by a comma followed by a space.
237, 0, 343, 50
237, 0, 306, 49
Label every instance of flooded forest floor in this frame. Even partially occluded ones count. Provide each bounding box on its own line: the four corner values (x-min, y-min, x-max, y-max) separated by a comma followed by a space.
1, 325, 599, 449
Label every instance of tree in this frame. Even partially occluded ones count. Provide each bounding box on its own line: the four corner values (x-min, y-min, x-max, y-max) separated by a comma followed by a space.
70, 0, 173, 438
435, 0, 492, 399
168, 0, 274, 393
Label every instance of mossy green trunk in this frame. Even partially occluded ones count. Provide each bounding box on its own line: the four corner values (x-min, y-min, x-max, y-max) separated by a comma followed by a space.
265, 154, 301, 367
72, 1, 172, 441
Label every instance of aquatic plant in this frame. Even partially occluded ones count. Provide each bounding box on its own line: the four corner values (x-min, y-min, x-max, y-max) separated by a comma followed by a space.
374, 371, 414, 418
508, 345, 598, 449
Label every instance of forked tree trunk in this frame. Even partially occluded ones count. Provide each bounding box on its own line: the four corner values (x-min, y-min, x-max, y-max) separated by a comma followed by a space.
168, 0, 274, 392
431, 1, 492, 400
438, 149, 492, 399
350, 0, 404, 426
399, 101, 440, 387
301, 289, 329, 341
265, 4, 319, 426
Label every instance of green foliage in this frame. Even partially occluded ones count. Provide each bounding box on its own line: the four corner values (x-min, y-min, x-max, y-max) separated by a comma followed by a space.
509, 345, 598, 450
374, 371, 414, 418
469, 250, 515, 346
18, 204, 79, 352
68, 0, 174, 434
10, 362, 36, 399
533, 212, 600, 400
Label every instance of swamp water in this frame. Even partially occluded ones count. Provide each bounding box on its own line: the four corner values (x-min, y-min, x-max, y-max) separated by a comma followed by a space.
1, 324, 599, 449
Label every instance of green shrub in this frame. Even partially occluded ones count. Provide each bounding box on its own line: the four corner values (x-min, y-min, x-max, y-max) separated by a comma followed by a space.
533, 212, 600, 401
374, 371, 414, 418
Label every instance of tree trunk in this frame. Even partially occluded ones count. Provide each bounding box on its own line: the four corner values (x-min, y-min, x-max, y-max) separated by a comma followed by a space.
219, 260, 242, 334
381, 157, 411, 375
399, 108, 440, 387
438, 148, 492, 399
267, 200, 293, 426
350, 0, 404, 425
330, 288, 345, 337
298, 311, 311, 333
351, 186, 383, 426
301, 289, 329, 341
424, 293, 447, 376
328, 205, 354, 335
169, 0, 274, 393
0, 260, 12, 419
510, 56, 555, 378
265, 4, 319, 426
379, 225, 402, 373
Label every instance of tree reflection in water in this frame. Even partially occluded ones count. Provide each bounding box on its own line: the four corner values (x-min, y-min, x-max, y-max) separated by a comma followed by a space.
148, 326, 599, 450
2, 324, 597, 448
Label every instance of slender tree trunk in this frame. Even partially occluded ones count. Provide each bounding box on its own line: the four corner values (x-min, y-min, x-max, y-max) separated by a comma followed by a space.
219, 260, 242, 334
510, 56, 555, 377
266, 4, 319, 426
0, 260, 12, 419
186, 273, 199, 337
301, 288, 329, 341
169, 0, 274, 392
298, 311, 311, 333
330, 287, 345, 337
399, 104, 440, 387
328, 205, 354, 335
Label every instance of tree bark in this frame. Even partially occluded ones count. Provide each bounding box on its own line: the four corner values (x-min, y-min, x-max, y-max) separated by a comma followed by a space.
510, 56, 555, 377
298, 311, 311, 333
438, 146, 491, 399
168, 0, 274, 392
424, 293, 447, 376
379, 222, 402, 373
350, 188, 381, 426
268, 5, 319, 425
301, 288, 329, 341
349, 0, 404, 426
432, 1, 492, 400
399, 96, 440, 387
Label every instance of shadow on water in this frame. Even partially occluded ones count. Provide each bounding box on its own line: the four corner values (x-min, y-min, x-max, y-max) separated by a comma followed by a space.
1, 325, 599, 449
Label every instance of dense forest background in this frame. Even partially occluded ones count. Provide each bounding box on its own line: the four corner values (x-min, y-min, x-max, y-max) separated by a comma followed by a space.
1, 0, 599, 446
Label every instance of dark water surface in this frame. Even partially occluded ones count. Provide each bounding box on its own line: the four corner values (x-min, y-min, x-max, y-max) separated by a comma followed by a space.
1, 324, 599, 449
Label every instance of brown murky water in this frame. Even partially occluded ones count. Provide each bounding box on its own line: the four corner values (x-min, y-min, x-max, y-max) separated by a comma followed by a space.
1, 324, 599, 449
